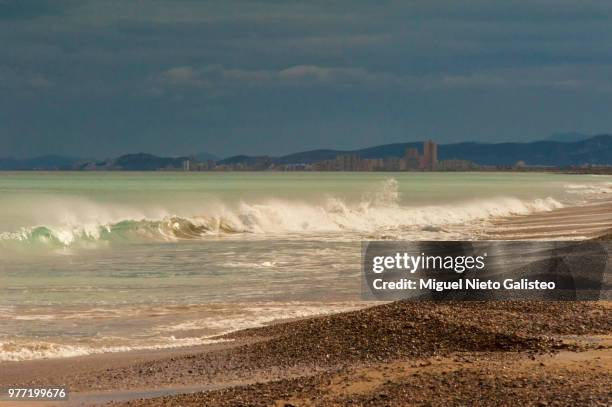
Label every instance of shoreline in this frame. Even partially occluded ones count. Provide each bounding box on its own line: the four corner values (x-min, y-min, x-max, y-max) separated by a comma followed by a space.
1, 301, 610, 406
487, 199, 612, 240
2, 198, 611, 406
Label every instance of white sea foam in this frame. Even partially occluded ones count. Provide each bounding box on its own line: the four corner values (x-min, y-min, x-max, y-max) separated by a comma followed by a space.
565, 182, 612, 195
1, 302, 366, 362
0, 179, 567, 248
0, 337, 230, 362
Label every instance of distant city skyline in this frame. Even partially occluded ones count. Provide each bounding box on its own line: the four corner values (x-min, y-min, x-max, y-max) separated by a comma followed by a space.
2, 2, 612, 158
2, 135, 609, 171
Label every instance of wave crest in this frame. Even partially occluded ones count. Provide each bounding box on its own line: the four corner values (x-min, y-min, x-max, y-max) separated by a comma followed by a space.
0, 180, 564, 249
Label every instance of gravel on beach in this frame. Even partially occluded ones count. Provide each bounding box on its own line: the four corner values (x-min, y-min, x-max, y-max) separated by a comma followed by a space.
112, 300, 611, 406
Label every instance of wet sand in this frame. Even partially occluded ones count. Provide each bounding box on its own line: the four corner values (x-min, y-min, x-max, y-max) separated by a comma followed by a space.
487, 199, 612, 239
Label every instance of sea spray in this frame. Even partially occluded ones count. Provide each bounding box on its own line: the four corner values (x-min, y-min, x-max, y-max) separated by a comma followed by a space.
0, 188, 565, 249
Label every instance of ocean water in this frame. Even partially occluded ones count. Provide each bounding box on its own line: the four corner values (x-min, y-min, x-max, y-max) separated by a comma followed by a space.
0, 172, 610, 361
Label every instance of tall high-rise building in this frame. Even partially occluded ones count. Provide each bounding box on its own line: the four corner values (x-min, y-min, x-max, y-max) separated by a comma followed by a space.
421, 140, 438, 170
404, 148, 420, 170
430, 140, 438, 169
335, 154, 361, 171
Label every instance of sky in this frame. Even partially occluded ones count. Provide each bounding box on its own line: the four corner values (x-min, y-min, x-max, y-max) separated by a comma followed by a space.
1, 0, 612, 159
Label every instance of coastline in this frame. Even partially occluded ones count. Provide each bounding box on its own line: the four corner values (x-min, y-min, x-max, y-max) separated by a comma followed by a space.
5, 2, 612, 406
1, 198, 611, 406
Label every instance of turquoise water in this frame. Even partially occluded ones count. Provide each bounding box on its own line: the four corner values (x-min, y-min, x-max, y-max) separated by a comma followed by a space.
0, 172, 610, 361
0, 171, 602, 245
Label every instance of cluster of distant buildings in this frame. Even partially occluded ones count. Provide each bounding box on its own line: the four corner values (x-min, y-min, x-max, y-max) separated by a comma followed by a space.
306, 140, 475, 171
182, 159, 218, 171
310, 140, 440, 171
182, 140, 479, 172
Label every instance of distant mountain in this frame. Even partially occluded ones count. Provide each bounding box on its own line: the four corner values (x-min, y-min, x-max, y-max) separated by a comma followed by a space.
273, 143, 423, 164
194, 152, 219, 161
545, 132, 592, 143
0, 152, 218, 171
229, 135, 612, 167
218, 155, 256, 165
112, 153, 188, 170
72, 153, 189, 171
0, 155, 82, 170
437, 135, 611, 166
275, 149, 349, 164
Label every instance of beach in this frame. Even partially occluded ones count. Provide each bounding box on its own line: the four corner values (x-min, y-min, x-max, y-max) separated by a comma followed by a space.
0, 300, 610, 406
5, 1, 612, 404
0, 172, 611, 406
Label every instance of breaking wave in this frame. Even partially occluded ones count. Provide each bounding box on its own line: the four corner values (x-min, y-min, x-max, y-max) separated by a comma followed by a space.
0, 179, 565, 249
564, 182, 612, 195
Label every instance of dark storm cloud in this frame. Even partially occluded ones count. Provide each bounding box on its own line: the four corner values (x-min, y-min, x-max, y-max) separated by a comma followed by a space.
1, 0, 612, 157
0, 0, 71, 20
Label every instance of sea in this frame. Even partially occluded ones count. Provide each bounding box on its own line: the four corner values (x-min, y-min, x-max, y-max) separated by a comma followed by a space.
0, 172, 610, 362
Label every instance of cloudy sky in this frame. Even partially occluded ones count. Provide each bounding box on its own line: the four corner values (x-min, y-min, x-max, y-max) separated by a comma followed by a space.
2, 0, 612, 158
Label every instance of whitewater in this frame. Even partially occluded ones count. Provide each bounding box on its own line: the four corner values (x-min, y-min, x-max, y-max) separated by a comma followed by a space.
0, 176, 591, 250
